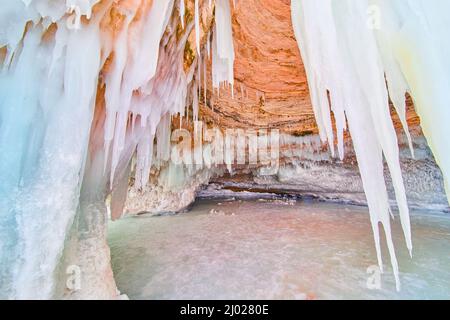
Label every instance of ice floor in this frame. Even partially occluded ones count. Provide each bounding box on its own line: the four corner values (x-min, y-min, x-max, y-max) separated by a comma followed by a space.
108, 198, 450, 300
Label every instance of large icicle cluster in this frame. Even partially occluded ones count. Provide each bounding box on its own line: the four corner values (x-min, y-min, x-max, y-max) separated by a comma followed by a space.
291, 0, 450, 290
0, 0, 105, 298
0, 0, 235, 299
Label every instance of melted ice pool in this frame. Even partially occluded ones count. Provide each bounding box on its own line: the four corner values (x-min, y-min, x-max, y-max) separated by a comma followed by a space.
108, 199, 450, 299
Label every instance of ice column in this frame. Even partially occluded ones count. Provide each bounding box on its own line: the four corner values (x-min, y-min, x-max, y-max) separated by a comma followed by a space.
0, 0, 103, 298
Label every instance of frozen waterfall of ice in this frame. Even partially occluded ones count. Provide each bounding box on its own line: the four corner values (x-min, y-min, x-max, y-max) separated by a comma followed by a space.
291, 0, 450, 290
0, 0, 238, 299
212, 0, 235, 89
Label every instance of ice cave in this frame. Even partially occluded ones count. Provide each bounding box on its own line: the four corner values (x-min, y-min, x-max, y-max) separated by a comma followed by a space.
1, 0, 450, 300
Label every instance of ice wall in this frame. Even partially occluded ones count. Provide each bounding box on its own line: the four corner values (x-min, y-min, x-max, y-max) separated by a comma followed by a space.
291, 0, 450, 290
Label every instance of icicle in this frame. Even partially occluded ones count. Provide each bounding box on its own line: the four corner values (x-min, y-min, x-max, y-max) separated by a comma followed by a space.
198, 56, 202, 97
135, 127, 154, 190
179, 0, 185, 29
103, 7, 136, 173
369, 0, 450, 199
156, 114, 172, 163
203, 55, 207, 105
0, 0, 191, 299
195, 0, 201, 56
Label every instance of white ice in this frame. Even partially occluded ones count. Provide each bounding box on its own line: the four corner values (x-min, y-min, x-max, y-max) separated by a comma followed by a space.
289, 0, 450, 290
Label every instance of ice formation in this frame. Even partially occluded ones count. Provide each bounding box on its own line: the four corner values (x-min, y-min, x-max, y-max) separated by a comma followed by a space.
0, 0, 105, 299
1, 0, 450, 299
212, 0, 235, 89
291, 0, 450, 290
180, 0, 185, 29
0, 0, 236, 299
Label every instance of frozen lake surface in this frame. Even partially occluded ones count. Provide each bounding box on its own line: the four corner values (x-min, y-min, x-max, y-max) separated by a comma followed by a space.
108, 198, 450, 299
